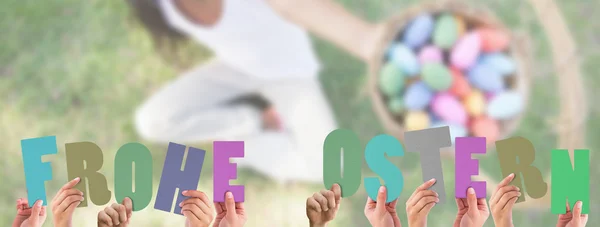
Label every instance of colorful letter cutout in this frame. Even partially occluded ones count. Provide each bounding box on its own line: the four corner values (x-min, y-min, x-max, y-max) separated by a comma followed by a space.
551, 149, 590, 214
21, 136, 58, 206
496, 137, 547, 202
364, 134, 404, 203
213, 141, 245, 202
114, 143, 153, 211
65, 142, 111, 206
323, 129, 362, 197
455, 137, 486, 198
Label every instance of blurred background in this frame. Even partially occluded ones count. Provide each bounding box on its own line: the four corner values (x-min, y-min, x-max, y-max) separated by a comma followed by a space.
1, 0, 599, 226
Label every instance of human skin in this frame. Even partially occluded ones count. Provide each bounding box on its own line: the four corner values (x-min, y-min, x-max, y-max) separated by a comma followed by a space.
306, 184, 342, 227
213, 191, 247, 227
556, 201, 588, 227
489, 173, 520, 227
453, 187, 490, 227
179, 190, 215, 227
364, 186, 402, 227
12, 199, 46, 227
405, 179, 440, 227
51, 177, 84, 227
97, 197, 133, 227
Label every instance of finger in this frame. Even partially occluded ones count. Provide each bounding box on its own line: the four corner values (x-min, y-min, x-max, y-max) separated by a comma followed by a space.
29, 200, 43, 224
376, 186, 387, 211
491, 186, 520, 206
225, 192, 236, 217
495, 173, 515, 190
414, 196, 439, 213
498, 191, 521, 210
408, 190, 438, 207
455, 198, 465, 209
503, 196, 519, 212
122, 197, 133, 219
183, 190, 213, 209
53, 188, 83, 209
57, 194, 84, 213
180, 198, 213, 216
98, 211, 113, 227
320, 189, 336, 210
182, 210, 199, 223
420, 201, 436, 214
306, 197, 321, 212
58, 177, 81, 194
313, 192, 329, 212
466, 188, 478, 215
104, 206, 121, 226
331, 183, 342, 206
111, 203, 127, 224
182, 204, 211, 224
410, 179, 437, 199
573, 201, 583, 220
565, 200, 571, 213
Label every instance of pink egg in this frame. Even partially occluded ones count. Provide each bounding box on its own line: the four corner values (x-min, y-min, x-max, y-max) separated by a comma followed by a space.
418, 45, 442, 63
478, 28, 510, 52
432, 93, 467, 125
448, 68, 471, 98
451, 32, 481, 70
470, 116, 500, 144
485, 92, 496, 101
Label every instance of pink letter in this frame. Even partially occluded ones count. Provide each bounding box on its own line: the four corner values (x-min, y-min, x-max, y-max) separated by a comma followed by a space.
213, 141, 245, 202
455, 137, 486, 198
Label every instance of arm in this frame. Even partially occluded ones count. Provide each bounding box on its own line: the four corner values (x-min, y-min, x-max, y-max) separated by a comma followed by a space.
266, 0, 386, 62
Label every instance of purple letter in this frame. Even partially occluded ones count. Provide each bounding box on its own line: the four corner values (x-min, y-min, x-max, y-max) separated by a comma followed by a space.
154, 142, 205, 215
455, 137, 486, 198
213, 141, 245, 202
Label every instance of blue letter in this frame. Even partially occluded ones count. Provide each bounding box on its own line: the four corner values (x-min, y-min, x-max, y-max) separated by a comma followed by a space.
21, 136, 58, 206
364, 134, 404, 203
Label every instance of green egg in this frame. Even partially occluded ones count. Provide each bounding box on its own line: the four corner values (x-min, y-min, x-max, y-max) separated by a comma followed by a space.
422, 63, 453, 91
388, 96, 405, 114
433, 14, 458, 49
379, 62, 405, 96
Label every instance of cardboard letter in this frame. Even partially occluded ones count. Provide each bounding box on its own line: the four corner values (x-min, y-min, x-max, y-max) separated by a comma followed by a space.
65, 142, 111, 206
364, 134, 404, 203
551, 149, 589, 214
114, 143, 153, 211
496, 137, 547, 202
455, 137, 486, 198
21, 136, 58, 206
213, 141, 245, 202
323, 129, 362, 197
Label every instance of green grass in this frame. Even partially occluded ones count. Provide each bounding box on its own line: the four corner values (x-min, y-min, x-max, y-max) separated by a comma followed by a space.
1, 0, 598, 226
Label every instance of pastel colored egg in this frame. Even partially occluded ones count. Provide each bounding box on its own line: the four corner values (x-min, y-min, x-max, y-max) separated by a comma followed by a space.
485, 92, 496, 101
455, 16, 466, 36
433, 13, 459, 49
430, 121, 468, 141
388, 96, 405, 114
471, 116, 500, 144
403, 14, 435, 49
422, 63, 453, 91
479, 28, 510, 52
448, 68, 471, 97
431, 92, 467, 125
418, 45, 442, 63
379, 62, 405, 96
487, 91, 524, 120
467, 63, 505, 92
390, 44, 420, 76
463, 90, 486, 116
451, 31, 481, 70
405, 111, 431, 131
480, 53, 516, 76
404, 82, 433, 110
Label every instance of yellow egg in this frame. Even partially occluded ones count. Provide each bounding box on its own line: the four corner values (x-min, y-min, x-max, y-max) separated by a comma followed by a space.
463, 90, 486, 116
404, 111, 431, 131
455, 15, 466, 36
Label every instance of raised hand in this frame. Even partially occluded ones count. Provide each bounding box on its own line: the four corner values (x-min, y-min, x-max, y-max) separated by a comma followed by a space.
405, 179, 439, 227
97, 197, 133, 227
180, 190, 215, 227
306, 184, 342, 227
364, 186, 401, 227
490, 173, 520, 227
214, 192, 246, 227
453, 187, 489, 227
51, 177, 84, 227
556, 201, 588, 227
13, 199, 46, 227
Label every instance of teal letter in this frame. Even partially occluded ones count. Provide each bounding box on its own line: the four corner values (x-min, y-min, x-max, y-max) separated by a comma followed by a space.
551, 149, 589, 214
21, 136, 58, 206
115, 143, 153, 211
364, 134, 404, 203
323, 129, 362, 197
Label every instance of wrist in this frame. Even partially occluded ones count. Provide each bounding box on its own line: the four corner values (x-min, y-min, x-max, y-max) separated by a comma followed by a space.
53, 220, 70, 227
309, 222, 326, 227
408, 220, 427, 227
493, 220, 514, 227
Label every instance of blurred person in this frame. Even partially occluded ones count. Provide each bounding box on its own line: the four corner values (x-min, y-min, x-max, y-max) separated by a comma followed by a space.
489, 173, 520, 227
213, 191, 247, 227
127, 0, 379, 183
12, 199, 46, 227
364, 186, 402, 227
305, 184, 342, 227
97, 197, 133, 227
453, 187, 490, 227
50, 177, 85, 227
556, 201, 588, 227
405, 179, 439, 227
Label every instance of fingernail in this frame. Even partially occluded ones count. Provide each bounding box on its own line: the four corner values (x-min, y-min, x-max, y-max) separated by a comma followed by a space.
509, 173, 515, 178
74, 177, 80, 181
379, 186, 385, 193
226, 192, 233, 198
182, 190, 188, 195
517, 192, 522, 196
516, 187, 521, 191
35, 200, 42, 207
429, 178, 436, 182
576, 201, 582, 208
467, 188, 475, 195
179, 202, 183, 207
435, 192, 439, 197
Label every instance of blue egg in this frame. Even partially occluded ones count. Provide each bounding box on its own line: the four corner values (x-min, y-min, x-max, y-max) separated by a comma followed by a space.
430, 122, 468, 142
390, 44, 420, 76
468, 63, 505, 92
403, 14, 434, 49
404, 82, 433, 110
480, 53, 516, 76
487, 91, 524, 120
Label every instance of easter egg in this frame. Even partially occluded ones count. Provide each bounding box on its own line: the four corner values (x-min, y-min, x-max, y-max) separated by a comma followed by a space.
471, 116, 500, 143
455, 16, 466, 36
388, 97, 405, 114
448, 68, 471, 97
431, 93, 467, 125
403, 14, 435, 49
418, 45, 442, 63
480, 53, 516, 76
379, 62, 405, 96
433, 14, 458, 49
405, 111, 431, 131
451, 32, 481, 70
422, 63, 453, 91
404, 82, 433, 110
467, 63, 504, 92
463, 90, 486, 116
487, 91, 524, 120
390, 44, 420, 76
430, 121, 468, 141
479, 28, 510, 52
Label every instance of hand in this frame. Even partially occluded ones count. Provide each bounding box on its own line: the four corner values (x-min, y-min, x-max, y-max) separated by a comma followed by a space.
97, 197, 133, 227
364, 186, 401, 227
13, 199, 46, 227
214, 192, 246, 227
180, 190, 214, 227
51, 177, 84, 227
556, 201, 588, 227
405, 179, 439, 227
453, 187, 489, 227
306, 184, 342, 227
490, 173, 520, 227
262, 106, 282, 131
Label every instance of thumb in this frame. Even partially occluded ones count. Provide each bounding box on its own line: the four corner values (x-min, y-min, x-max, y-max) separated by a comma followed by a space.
225, 192, 236, 217
29, 200, 43, 223
376, 186, 387, 211
466, 188, 478, 215
573, 201, 583, 222
122, 197, 133, 219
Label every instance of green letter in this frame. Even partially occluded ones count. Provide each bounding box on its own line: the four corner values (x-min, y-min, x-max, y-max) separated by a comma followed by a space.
115, 143, 153, 211
551, 149, 589, 214
323, 129, 362, 197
